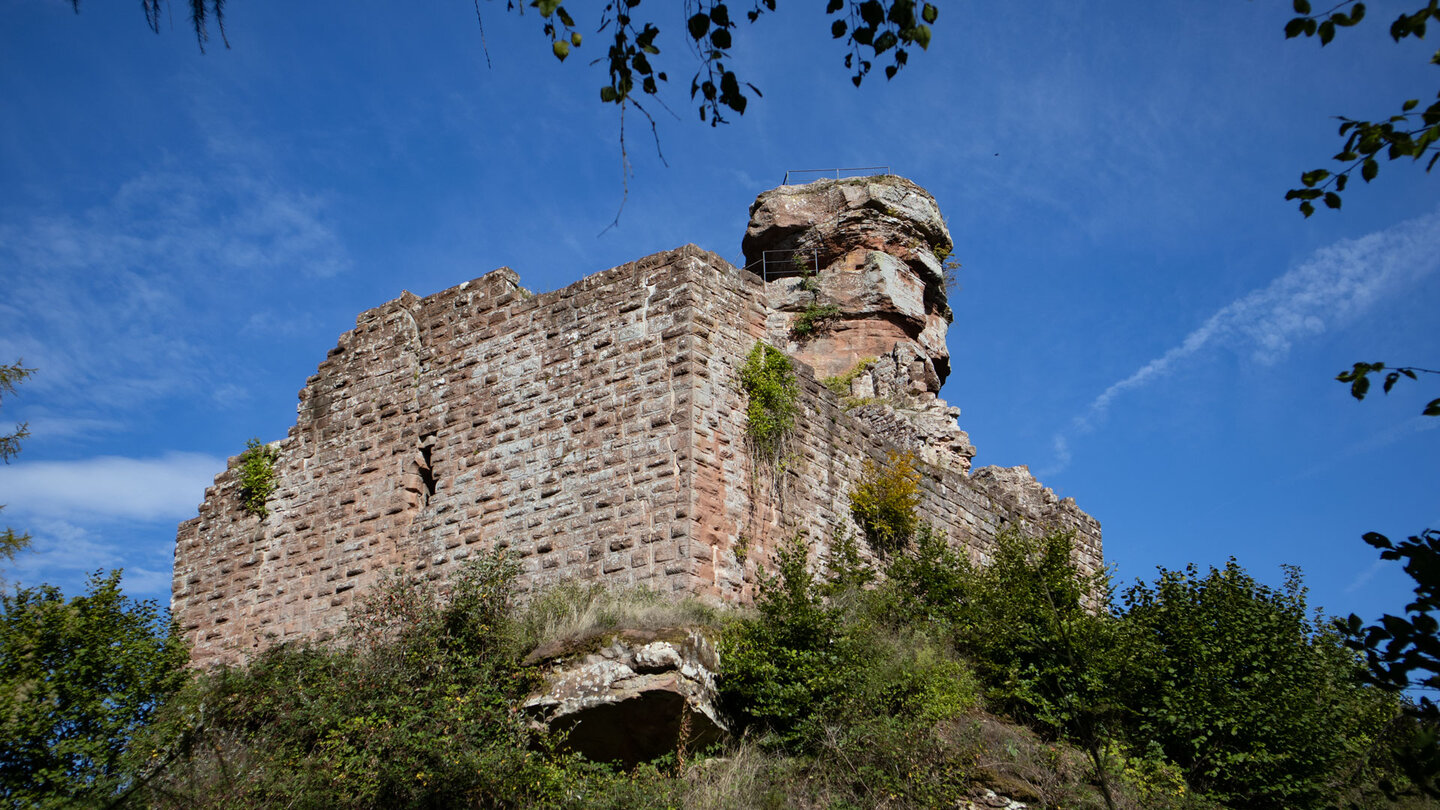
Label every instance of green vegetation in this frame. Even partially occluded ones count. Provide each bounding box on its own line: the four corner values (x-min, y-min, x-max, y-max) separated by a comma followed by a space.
737, 341, 797, 460
237, 437, 279, 518
73, 2, 943, 126
0, 361, 34, 566
820, 356, 874, 398
0, 571, 189, 808
1283, 1, 1440, 215
2, 531, 1432, 809
789, 302, 841, 339
848, 449, 922, 554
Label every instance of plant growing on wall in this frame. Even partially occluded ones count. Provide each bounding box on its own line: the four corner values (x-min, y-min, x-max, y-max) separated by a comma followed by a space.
848, 449, 921, 554
237, 438, 279, 518
821, 357, 875, 398
738, 342, 797, 460
790, 303, 841, 339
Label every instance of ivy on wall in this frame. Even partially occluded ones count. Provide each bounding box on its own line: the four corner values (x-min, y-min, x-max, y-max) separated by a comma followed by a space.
738, 342, 797, 460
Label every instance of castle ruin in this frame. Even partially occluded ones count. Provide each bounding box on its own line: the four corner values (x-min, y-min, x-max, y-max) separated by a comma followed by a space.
172, 175, 1101, 667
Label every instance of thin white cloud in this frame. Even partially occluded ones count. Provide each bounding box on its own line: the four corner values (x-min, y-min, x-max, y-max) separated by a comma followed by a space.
1054, 211, 1440, 471
1345, 559, 1388, 594
0, 452, 222, 523
0, 146, 351, 421
2, 517, 175, 601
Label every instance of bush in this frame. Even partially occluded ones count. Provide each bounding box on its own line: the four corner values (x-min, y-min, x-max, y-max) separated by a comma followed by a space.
1113, 561, 1400, 808
848, 450, 922, 555
790, 303, 840, 338
718, 533, 978, 753
131, 551, 683, 810
236, 438, 279, 518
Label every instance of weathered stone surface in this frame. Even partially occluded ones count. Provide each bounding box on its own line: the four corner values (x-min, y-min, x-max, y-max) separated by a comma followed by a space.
171, 174, 1101, 668
742, 176, 952, 275
522, 628, 725, 765
745, 176, 954, 409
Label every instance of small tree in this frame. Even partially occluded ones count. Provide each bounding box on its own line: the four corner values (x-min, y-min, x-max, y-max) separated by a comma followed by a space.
848, 449, 922, 555
1115, 561, 1396, 807
0, 571, 190, 808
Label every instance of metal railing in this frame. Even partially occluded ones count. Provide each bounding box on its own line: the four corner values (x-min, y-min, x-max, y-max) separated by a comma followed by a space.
760, 248, 821, 283
781, 166, 890, 185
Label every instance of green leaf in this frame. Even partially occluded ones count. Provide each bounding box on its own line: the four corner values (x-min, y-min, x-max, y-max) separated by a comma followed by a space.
1323, 191, 1342, 209
912, 24, 931, 50
1424, 398, 1440, 416
1362, 157, 1379, 181
1318, 19, 1335, 44
556, 7, 574, 27
688, 12, 710, 40
600, 86, 618, 102
711, 28, 732, 49
1300, 168, 1330, 186
1335, 173, 1347, 191
532, 0, 561, 17
1352, 374, 1371, 400
1293, 0, 1311, 13
873, 30, 898, 54
551, 40, 570, 61
832, 19, 847, 38
1403, 98, 1420, 112
1300, 200, 1315, 217
570, 32, 582, 46
1285, 17, 1307, 38
827, 0, 843, 11
860, 0, 884, 26
922, 3, 939, 24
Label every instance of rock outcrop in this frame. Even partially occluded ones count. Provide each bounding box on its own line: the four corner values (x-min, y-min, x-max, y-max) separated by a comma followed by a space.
744, 175, 976, 473
521, 628, 726, 766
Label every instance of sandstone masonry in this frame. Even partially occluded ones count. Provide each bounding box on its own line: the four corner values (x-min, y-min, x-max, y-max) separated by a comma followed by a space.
173, 176, 1101, 668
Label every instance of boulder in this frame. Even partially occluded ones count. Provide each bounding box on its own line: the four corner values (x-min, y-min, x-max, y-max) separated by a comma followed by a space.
522, 627, 727, 766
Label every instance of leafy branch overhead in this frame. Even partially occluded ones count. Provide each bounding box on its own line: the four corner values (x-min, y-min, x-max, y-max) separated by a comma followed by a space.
529, 0, 939, 125
1284, 0, 1440, 215
84, 0, 940, 127
1336, 360, 1440, 416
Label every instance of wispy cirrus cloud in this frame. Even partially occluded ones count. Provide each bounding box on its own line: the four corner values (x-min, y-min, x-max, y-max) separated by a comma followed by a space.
0, 146, 351, 425
1047, 210, 1440, 474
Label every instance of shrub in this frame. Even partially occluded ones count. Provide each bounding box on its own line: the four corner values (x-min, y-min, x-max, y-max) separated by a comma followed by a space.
719, 533, 979, 754
1113, 561, 1399, 808
943, 531, 1116, 734
789, 302, 840, 339
848, 450, 922, 554
236, 438, 279, 518
129, 550, 681, 810
820, 356, 874, 398
737, 342, 797, 460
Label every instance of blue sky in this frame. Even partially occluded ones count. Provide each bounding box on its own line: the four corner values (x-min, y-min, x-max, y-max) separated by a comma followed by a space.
1, 1, 1435, 630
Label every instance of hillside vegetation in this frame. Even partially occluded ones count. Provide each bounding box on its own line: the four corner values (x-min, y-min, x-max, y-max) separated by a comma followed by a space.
3, 522, 1436, 810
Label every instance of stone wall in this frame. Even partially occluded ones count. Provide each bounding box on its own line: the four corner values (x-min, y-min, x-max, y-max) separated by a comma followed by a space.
173, 177, 1101, 668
